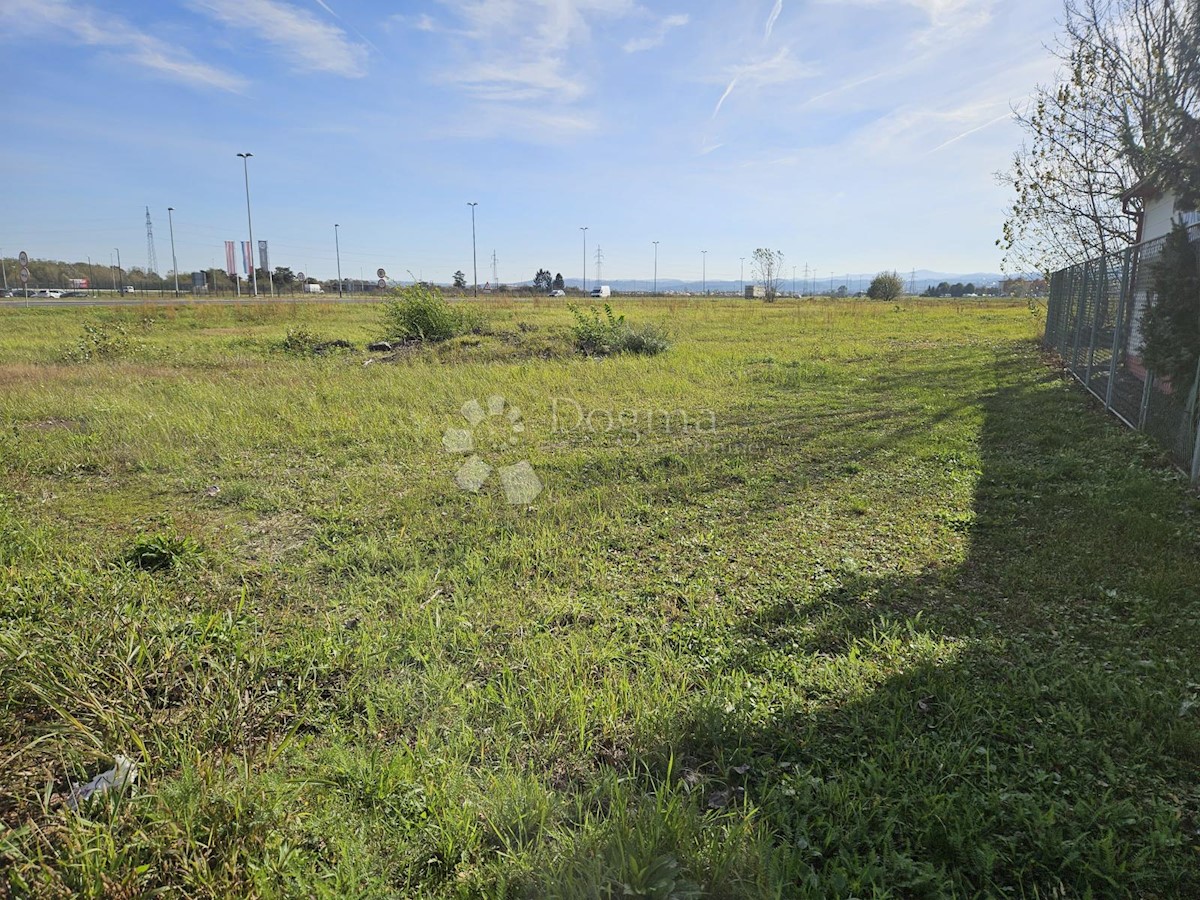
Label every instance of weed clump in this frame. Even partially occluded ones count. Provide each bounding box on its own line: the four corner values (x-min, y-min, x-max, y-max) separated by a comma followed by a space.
61, 321, 133, 363
568, 304, 670, 356
276, 327, 353, 356
124, 532, 202, 572
381, 283, 481, 343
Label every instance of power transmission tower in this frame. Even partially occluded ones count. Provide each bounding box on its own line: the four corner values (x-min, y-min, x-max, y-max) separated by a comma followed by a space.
595, 245, 604, 283
491, 250, 498, 285
909, 268, 916, 295
145, 207, 159, 275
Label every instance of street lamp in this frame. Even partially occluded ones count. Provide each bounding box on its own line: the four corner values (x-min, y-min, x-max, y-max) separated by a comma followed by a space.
701, 250, 708, 295
468, 202, 478, 298
334, 224, 343, 299
167, 207, 179, 297
652, 241, 659, 297
236, 152, 257, 296
114, 247, 122, 294
580, 227, 588, 294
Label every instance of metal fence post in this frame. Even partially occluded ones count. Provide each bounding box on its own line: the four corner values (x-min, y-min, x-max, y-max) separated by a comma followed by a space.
1070, 261, 1091, 371
1138, 372, 1153, 430
1084, 254, 1105, 385
1104, 247, 1131, 411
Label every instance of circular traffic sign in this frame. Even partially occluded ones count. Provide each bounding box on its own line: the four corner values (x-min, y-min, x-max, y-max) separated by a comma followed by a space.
18, 251, 28, 266
377, 278, 387, 289
19, 266, 30, 284
376, 268, 386, 279
297, 271, 305, 280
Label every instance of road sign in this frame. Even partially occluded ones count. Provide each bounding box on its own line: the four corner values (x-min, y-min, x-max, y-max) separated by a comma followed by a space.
377, 278, 387, 289
297, 272, 305, 281
377, 268, 386, 279
19, 266, 29, 284
18, 251, 28, 266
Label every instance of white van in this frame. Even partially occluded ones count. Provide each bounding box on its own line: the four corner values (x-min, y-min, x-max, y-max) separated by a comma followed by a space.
590, 285, 611, 298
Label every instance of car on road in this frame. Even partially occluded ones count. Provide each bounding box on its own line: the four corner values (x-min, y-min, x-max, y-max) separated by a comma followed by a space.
550, 289, 566, 297
33, 289, 64, 298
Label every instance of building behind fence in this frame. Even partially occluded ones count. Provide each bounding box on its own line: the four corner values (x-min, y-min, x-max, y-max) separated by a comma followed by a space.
1043, 223, 1200, 481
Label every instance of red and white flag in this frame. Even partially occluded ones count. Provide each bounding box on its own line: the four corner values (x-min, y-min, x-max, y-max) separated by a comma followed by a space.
241, 242, 253, 276
224, 241, 236, 276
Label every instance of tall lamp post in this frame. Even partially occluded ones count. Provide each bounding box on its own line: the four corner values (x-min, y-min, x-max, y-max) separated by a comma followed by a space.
167, 207, 180, 297
580, 227, 588, 294
334, 224, 343, 299
114, 247, 123, 294
468, 202, 478, 297
701, 250, 708, 295
652, 241, 659, 297
236, 153, 257, 296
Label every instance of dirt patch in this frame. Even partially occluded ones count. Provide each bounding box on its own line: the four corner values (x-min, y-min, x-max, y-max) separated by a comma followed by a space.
25, 417, 88, 433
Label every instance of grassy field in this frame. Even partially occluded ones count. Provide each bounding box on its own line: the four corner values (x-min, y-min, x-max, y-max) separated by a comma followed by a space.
0, 296, 1198, 898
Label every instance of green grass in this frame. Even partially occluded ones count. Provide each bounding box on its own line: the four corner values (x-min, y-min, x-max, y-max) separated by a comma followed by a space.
0, 296, 1198, 897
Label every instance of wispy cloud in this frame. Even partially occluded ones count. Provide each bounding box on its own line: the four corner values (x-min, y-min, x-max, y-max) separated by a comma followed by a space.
422, 0, 638, 113
712, 47, 816, 119
189, 0, 369, 77
624, 13, 689, 53
926, 110, 1011, 154
764, 0, 784, 40
0, 0, 245, 92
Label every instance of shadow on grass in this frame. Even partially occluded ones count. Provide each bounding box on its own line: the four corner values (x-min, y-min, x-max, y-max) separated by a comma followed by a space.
540, 354, 1200, 897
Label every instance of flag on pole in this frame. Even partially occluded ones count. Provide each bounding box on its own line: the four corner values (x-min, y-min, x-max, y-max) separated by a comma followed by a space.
258, 240, 270, 275
241, 241, 253, 276
224, 241, 236, 276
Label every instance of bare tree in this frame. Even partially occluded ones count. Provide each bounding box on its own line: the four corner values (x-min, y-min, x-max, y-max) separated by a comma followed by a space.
752, 248, 784, 301
999, 0, 1198, 274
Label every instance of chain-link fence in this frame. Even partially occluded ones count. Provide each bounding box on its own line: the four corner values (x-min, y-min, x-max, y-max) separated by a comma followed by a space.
1044, 223, 1200, 481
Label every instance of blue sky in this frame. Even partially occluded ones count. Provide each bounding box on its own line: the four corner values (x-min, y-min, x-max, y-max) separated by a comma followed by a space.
0, 0, 1063, 284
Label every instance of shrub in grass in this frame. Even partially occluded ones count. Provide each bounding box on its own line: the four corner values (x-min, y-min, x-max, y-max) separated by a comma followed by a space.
381, 283, 481, 343
124, 533, 202, 572
61, 321, 132, 363
568, 304, 670, 357
276, 327, 353, 356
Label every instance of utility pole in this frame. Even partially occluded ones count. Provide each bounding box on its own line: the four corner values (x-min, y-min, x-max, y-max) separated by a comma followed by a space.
334, 224, 343, 299
701, 250, 707, 295
793, 266, 797, 296
236, 152, 257, 296
1, 249, 7, 295
653, 241, 659, 296
87, 256, 94, 297
580, 227, 588, 293
167, 207, 179, 297
740, 257, 745, 297
115, 247, 123, 294
468, 202, 478, 297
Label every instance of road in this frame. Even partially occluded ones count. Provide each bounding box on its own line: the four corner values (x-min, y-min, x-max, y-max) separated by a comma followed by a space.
1, 295, 381, 309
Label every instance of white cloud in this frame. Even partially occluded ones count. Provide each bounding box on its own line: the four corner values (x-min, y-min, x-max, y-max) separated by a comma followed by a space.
624, 13, 689, 53
0, 0, 245, 92
764, 0, 784, 40
189, 0, 369, 77
430, 0, 637, 104
712, 47, 817, 118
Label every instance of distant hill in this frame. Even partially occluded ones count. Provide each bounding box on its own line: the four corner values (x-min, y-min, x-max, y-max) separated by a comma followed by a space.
495, 272, 1015, 294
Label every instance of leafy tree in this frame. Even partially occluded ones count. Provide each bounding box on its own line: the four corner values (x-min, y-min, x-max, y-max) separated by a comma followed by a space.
553, 273, 565, 290
273, 266, 296, 286
1141, 222, 1200, 403
867, 272, 904, 301
998, 0, 1198, 274
950, 283, 966, 298
453, 270, 467, 290
533, 269, 553, 292
964, 282, 977, 295
751, 248, 784, 301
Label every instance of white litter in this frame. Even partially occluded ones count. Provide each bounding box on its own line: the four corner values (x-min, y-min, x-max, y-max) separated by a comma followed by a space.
67, 755, 138, 810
